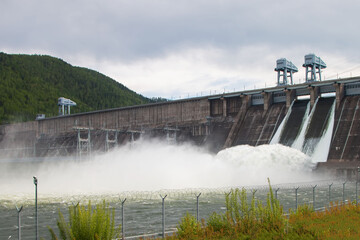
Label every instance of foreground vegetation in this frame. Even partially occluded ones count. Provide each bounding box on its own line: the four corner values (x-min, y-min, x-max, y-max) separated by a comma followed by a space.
0, 52, 152, 124
288, 202, 360, 239
169, 180, 360, 240
48, 200, 120, 240
47, 180, 360, 239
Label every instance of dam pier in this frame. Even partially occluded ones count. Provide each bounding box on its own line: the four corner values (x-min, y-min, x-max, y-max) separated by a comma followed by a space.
1, 76, 360, 178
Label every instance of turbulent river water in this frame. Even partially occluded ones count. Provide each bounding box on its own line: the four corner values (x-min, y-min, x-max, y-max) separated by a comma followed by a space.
0, 140, 338, 239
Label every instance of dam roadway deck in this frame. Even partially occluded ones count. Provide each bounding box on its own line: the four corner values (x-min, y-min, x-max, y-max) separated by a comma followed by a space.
1, 76, 360, 177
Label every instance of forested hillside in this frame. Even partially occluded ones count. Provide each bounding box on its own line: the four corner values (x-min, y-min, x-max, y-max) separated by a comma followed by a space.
0, 52, 152, 124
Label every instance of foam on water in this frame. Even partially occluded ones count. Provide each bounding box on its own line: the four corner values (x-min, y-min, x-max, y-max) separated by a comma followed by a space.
0, 139, 321, 199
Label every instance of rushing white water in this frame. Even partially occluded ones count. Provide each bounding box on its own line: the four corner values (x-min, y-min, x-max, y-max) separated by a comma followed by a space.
301, 98, 322, 156
311, 100, 336, 162
0, 139, 320, 197
291, 101, 311, 151
270, 100, 294, 144
270, 97, 335, 164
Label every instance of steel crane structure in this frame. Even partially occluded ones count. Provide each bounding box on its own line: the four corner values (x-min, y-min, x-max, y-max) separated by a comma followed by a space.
58, 97, 76, 116
303, 54, 327, 82
275, 58, 298, 86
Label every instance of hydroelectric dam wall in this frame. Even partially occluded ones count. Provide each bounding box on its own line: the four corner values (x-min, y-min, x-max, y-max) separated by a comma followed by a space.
1, 77, 360, 177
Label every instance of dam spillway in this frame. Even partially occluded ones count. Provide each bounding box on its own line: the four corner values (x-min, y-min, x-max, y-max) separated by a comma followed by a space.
278, 100, 309, 147
232, 103, 286, 146
302, 97, 335, 157
1, 77, 360, 178
271, 97, 335, 161
329, 96, 360, 161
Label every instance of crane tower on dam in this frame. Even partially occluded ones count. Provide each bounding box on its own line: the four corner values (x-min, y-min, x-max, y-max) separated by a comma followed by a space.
303, 53, 327, 82
275, 58, 298, 86
58, 97, 76, 116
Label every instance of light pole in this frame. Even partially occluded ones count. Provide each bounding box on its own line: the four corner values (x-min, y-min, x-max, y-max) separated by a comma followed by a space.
33, 176, 38, 240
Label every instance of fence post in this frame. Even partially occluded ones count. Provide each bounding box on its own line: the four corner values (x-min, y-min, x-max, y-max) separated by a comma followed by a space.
357, 167, 360, 206
33, 176, 38, 240
295, 187, 299, 210
328, 183, 333, 206
275, 188, 280, 200
252, 189, 257, 198
160, 195, 167, 239
342, 181, 347, 204
356, 181, 359, 206
196, 193, 201, 222
16, 205, 23, 240
312, 185, 317, 209
121, 198, 127, 240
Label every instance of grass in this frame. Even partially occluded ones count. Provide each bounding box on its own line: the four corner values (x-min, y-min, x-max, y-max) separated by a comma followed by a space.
289, 201, 360, 240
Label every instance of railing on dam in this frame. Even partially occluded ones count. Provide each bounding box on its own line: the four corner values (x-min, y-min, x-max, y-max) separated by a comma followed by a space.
1, 179, 360, 239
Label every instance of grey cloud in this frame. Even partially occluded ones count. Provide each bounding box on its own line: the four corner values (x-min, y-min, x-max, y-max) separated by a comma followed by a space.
1, 0, 360, 64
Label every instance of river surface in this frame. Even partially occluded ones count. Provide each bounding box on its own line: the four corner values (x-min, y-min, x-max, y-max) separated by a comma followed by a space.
0, 140, 341, 239
0, 180, 354, 239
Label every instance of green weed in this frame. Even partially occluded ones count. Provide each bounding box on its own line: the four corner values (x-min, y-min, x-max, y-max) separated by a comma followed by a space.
48, 200, 120, 240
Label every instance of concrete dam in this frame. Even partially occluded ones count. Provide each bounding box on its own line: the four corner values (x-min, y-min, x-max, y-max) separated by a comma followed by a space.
1, 77, 360, 178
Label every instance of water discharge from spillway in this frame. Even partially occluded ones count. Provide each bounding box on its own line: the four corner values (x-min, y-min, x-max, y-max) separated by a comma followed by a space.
0, 140, 323, 197
291, 101, 311, 152
271, 97, 336, 163
0, 98, 337, 197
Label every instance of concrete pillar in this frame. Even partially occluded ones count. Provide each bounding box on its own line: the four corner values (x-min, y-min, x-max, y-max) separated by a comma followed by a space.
334, 83, 345, 109
285, 89, 296, 110
223, 94, 250, 149
261, 92, 273, 111
308, 86, 320, 108
221, 97, 227, 117
240, 94, 251, 110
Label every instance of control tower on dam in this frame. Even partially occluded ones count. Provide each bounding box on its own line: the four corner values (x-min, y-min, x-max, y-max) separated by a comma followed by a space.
1, 76, 360, 178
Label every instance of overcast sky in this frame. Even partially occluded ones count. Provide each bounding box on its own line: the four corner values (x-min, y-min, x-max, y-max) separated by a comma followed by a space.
1, 0, 360, 99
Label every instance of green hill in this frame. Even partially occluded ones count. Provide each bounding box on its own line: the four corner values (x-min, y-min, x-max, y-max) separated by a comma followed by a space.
0, 52, 152, 124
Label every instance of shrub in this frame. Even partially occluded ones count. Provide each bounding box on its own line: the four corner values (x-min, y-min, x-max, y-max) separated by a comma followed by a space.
167, 178, 293, 239
207, 212, 230, 233
48, 200, 120, 240
177, 213, 202, 239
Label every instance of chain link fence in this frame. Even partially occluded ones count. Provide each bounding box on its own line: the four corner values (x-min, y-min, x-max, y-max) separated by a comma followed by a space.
0, 179, 357, 239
